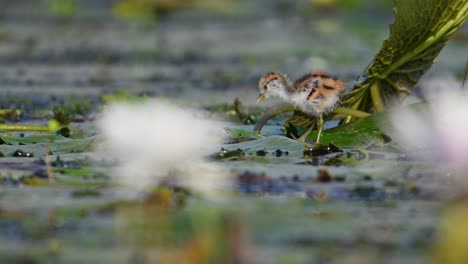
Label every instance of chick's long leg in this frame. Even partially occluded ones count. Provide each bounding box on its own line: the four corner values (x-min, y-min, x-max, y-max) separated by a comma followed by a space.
315, 115, 324, 144
298, 122, 315, 142
297, 115, 324, 143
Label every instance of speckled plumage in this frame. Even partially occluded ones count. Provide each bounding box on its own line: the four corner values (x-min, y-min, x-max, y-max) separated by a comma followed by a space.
257, 71, 346, 143
258, 71, 345, 116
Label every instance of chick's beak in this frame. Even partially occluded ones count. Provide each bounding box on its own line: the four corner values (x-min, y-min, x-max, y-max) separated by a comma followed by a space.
256, 93, 267, 104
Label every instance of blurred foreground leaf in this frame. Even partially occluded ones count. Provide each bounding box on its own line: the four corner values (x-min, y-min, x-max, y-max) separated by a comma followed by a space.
434, 203, 468, 264
115, 191, 245, 263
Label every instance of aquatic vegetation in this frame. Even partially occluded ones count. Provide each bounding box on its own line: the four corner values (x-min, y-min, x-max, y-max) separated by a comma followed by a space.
113, 0, 234, 20
52, 98, 93, 125
0, 1, 465, 263
310, 0, 363, 11
44, 0, 79, 17
0, 25, 6, 40
205, 98, 260, 125
100, 91, 150, 104
341, 0, 468, 119
0, 109, 21, 123
258, 0, 468, 141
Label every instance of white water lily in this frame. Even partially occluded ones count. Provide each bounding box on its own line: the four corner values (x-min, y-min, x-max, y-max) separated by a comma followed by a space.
98, 100, 231, 194
390, 78, 468, 168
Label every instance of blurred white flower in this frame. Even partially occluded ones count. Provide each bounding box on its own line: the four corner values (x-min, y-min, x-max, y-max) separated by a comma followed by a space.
390, 78, 468, 167
98, 100, 231, 195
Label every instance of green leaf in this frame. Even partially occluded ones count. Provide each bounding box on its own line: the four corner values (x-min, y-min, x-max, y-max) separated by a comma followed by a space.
221, 135, 307, 158
0, 133, 64, 145
342, 0, 468, 116
283, 110, 316, 139
291, 114, 389, 148
45, 0, 79, 17
0, 136, 99, 157
225, 128, 262, 140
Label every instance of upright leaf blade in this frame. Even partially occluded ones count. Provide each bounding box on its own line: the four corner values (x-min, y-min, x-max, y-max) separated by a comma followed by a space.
258, 0, 466, 139
342, 0, 468, 117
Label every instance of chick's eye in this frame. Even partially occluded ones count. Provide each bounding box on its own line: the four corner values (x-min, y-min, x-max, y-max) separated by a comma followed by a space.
264, 85, 268, 90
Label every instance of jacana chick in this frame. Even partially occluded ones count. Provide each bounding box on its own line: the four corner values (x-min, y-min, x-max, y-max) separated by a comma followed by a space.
257, 71, 345, 143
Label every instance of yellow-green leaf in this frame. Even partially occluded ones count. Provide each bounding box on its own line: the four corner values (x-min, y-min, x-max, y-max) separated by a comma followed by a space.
342, 0, 468, 117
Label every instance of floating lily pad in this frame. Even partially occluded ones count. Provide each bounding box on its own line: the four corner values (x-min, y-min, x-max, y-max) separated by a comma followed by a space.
0, 133, 64, 145
303, 114, 390, 147
222, 135, 307, 157
0, 136, 99, 157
